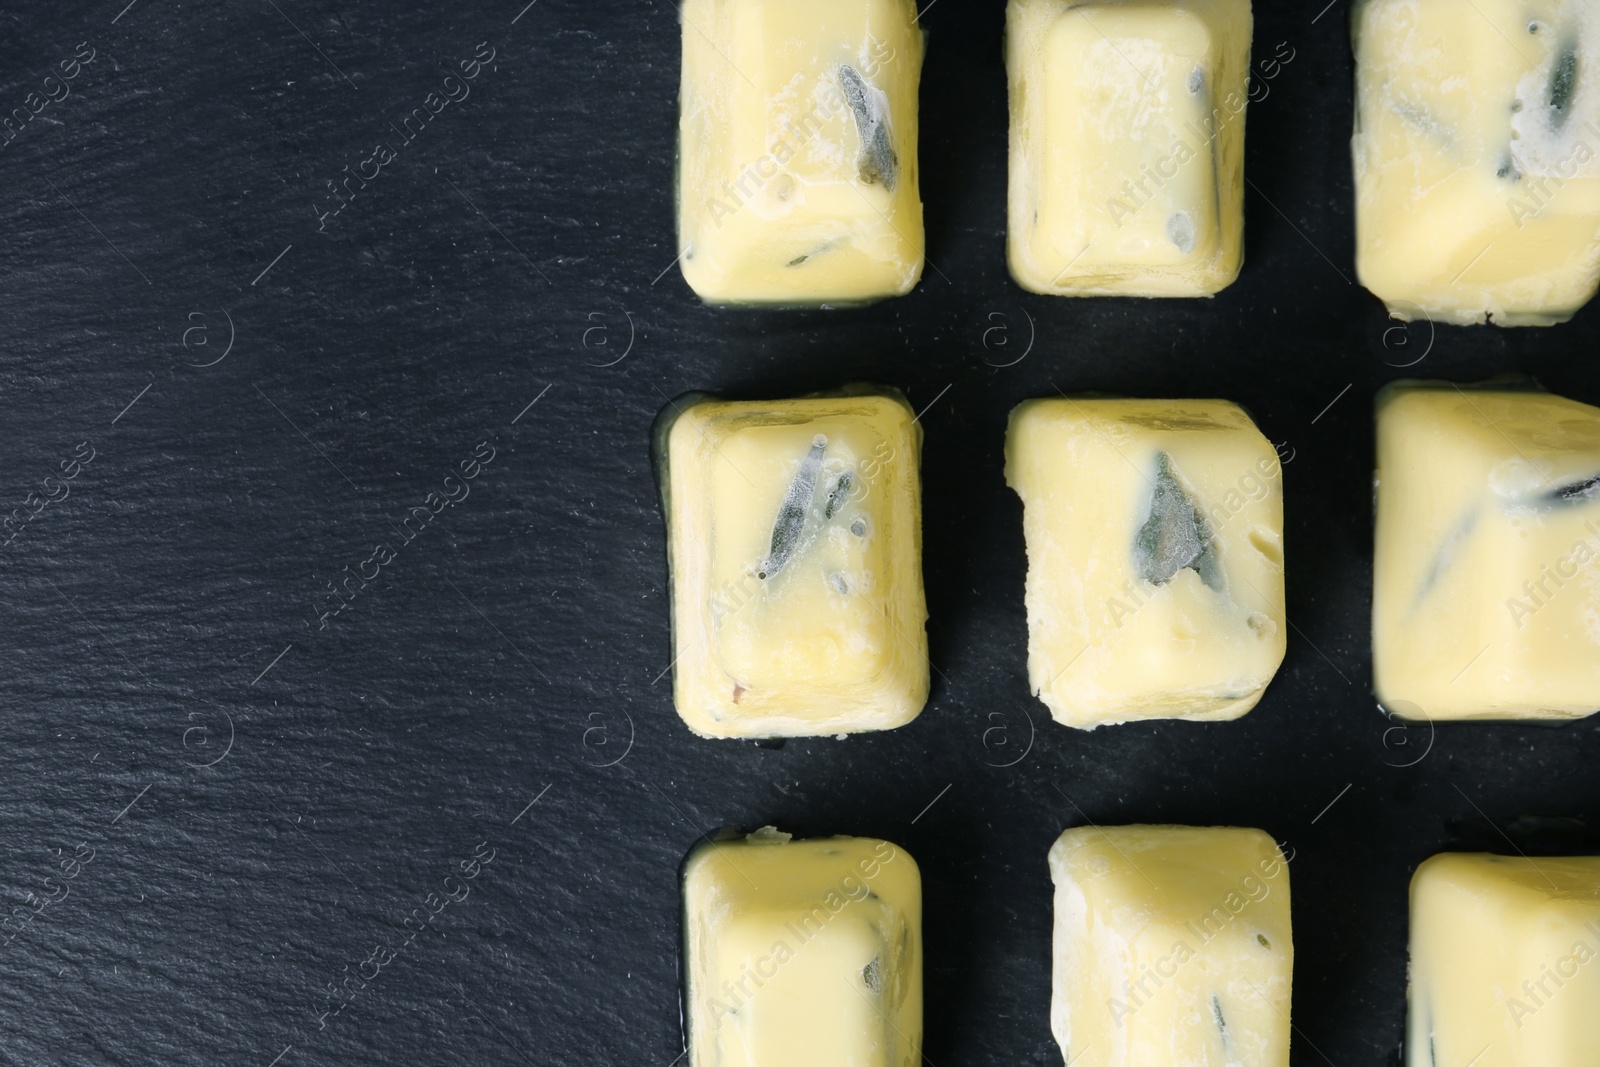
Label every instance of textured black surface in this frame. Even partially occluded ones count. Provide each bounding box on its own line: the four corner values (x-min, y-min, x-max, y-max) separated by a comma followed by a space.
2, 1, 1599, 1065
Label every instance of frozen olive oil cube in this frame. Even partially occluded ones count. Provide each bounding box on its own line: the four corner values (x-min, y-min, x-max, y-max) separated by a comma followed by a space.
1005, 398, 1286, 728
1006, 0, 1252, 297
1049, 825, 1293, 1067
1407, 853, 1600, 1067
677, 0, 925, 305
682, 828, 923, 1067
1353, 0, 1600, 325
658, 390, 928, 738
1374, 380, 1600, 721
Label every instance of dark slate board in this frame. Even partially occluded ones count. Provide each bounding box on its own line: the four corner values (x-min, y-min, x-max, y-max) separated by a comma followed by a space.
1, 1, 1597, 1064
